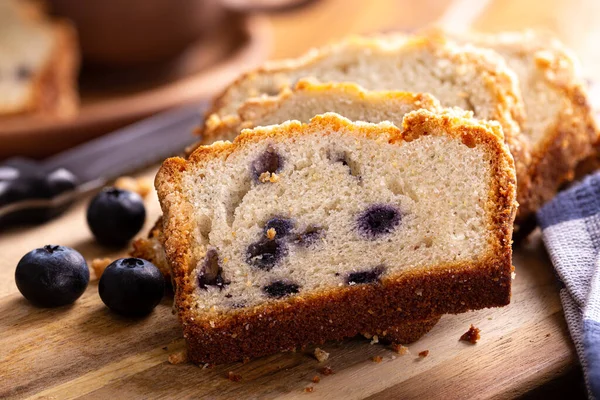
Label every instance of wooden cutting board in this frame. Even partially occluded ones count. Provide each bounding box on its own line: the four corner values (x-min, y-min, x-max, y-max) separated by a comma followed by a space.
0, 168, 578, 400
2, 0, 596, 397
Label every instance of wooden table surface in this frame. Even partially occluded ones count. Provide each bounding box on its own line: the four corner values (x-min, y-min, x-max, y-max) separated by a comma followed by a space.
2, 0, 599, 398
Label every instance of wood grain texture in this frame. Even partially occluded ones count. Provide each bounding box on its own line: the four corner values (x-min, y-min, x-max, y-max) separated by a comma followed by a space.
0, 167, 578, 399
2, 0, 597, 397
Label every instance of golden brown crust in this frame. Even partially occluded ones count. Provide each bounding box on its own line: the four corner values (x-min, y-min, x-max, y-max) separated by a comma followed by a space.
431, 29, 599, 224
130, 216, 171, 279
156, 111, 517, 364
521, 77, 598, 218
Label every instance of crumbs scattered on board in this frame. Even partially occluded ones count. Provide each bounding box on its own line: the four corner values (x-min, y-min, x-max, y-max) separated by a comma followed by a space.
391, 343, 410, 355
226, 371, 242, 382
319, 366, 335, 376
460, 325, 481, 344
313, 347, 330, 362
418, 350, 429, 358
168, 350, 188, 365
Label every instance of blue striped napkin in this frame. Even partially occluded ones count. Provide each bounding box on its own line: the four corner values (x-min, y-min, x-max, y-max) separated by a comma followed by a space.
538, 172, 600, 399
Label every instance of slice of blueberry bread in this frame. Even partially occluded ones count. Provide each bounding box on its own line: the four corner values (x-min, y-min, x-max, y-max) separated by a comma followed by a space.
199, 33, 529, 224
0, 0, 79, 116
133, 82, 445, 277
156, 110, 517, 364
445, 30, 598, 226
203, 79, 444, 144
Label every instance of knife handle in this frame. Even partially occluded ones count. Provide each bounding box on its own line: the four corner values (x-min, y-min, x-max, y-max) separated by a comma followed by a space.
0, 157, 79, 227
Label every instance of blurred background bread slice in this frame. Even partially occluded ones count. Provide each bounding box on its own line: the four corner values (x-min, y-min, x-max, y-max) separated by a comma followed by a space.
0, 0, 79, 117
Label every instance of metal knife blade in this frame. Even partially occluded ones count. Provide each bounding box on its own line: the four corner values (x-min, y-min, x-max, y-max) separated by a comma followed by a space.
0, 102, 207, 227
43, 102, 207, 185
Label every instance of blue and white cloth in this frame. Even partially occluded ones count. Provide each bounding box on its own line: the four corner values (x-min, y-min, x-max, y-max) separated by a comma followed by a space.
538, 172, 600, 399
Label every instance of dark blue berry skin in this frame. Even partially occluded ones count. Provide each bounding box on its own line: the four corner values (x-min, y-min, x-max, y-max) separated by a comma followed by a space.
87, 188, 146, 247
15, 245, 89, 307
357, 204, 401, 239
346, 266, 385, 285
251, 147, 282, 181
264, 217, 294, 238
246, 239, 287, 270
262, 281, 300, 298
99, 258, 165, 316
198, 249, 229, 290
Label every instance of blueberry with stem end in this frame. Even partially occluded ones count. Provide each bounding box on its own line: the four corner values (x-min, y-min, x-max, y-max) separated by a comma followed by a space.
99, 258, 165, 316
87, 187, 146, 247
15, 245, 89, 307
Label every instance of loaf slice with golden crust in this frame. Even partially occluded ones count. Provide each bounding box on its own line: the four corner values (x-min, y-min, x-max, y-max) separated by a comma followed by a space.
156, 110, 517, 364
204, 79, 444, 143
446, 30, 598, 223
0, 0, 79, 117
198, 34, 529, 223
132, 81, 445, 277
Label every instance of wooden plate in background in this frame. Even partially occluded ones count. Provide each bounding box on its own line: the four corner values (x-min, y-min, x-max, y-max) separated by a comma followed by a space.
0, 13, 271, 160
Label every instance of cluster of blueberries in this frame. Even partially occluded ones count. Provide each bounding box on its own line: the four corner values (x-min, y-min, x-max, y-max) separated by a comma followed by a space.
15, 187, 164, 316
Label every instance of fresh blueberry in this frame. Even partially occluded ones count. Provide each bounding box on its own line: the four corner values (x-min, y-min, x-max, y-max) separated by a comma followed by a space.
346, 266, 385, 285
357, 204, 401, 238
99, 258, 164, 316
264, 217, 294, 238
198, 249, 229, 290
15, 245, 89, 307
246, 239, 287, 270
87, 187, 146, 246
262, 280, 300, 298
251, 146, 282, 181
293, 227, 323, 247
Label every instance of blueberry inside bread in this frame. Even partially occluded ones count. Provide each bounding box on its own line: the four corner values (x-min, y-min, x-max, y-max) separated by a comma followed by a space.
156, 110, 517, 364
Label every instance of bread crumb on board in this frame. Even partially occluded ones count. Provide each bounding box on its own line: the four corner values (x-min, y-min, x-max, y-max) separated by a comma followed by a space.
390, 343, 410, 355
168, 350, 188, 365
319, 366, 334, 376
418, 350, 429, 358
114, 176, 153, 198
313, 347, 330, 362
90, 258, 112, 279
312, 375, 321, 383
304, 386, 315, 393
371, 355, 383, 363
460, 325, 481, 344
226, 371, 242, 382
